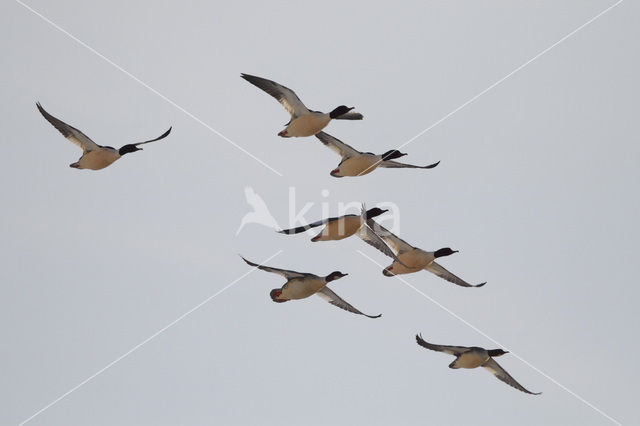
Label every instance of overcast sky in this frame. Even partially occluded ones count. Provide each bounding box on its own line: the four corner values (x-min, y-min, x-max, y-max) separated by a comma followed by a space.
1, 1, 638, 425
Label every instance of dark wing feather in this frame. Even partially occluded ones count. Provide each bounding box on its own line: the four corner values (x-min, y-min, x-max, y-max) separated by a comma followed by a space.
482, 358, 541, 395
132, 127, 172, 146
426, 262, 486, 288
36, 102, 100, 152
360, 220, 406, 265
278, 215, 345, 234
366, 221, 415, 255
415, 334, 469, 356
315, 131, 360, 158
380, 159, 440, 169
241, 73, 309, 118
241, 256, 308, 280
317, 287, 381, 318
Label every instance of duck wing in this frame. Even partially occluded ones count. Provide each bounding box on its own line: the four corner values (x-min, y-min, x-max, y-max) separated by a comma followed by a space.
36, 102, 100, 152
241, 73, 309, 118
317, 287, 381, 318
415, 334, 469, 356
315, 131, 360, 158
380, 159, 440, 169
366, 221, 415, 255
131, 127, 172, 147
425, 262, 486, 288
277, 214, 349, 235
482, 358, 541, 395
358, 222, 403, 263
241, 256, 308, 280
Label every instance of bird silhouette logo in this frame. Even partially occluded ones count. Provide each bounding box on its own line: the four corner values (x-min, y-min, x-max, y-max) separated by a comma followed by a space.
236, 186, 281, 235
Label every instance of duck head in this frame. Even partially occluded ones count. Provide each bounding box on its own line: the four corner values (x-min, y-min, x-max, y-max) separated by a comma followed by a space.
365, 207, 388, 219
329, 105, 354, 119
434, 248, 458, 258
381, 150, 407, 161
326, 271, 348, 282
119, 144, 142, 155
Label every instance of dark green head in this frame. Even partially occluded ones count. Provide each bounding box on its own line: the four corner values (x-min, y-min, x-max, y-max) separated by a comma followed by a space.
326, 271, 348, 282
118, 144, 142, 155
329, 105, 354, 119
365, 207, 388, 220
434, 248, 458, 258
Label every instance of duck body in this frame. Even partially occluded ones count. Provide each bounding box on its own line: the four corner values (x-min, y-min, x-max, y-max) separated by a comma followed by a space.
71, 147, 121, 170
280, 113, 331, 138
332, 153, 381, 177
415, 334, 541, 394
278, 276, 328, 300
241, 74, 362, 138
384, 248, 433, 275
316, 132, 439, 178
449, 347, 490, 369
371, 222, 485, 287
311, 215, 363, 241
241, 256, 380, 318
36, 102, 171, 171
277, 205, 405, 265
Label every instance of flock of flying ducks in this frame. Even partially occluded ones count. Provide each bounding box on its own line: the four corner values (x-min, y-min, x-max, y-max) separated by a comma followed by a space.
36, 73, 539, 395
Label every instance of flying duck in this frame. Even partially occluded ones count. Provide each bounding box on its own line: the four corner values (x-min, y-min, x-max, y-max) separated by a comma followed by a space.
415, 334, 541, 395
370, 222, 485, 287
37, 102, 171, 170
316, 132, 440, 177
241, 257, 380, 318
278, 204, 403, 265
240, 73, 363, 138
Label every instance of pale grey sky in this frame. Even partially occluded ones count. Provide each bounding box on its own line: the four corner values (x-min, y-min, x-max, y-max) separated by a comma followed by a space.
1, 1, 639, 425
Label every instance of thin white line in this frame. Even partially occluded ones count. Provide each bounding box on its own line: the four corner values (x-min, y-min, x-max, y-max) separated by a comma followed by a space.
14, 0, 283, 177
16, 251, 283, 426
355, 0, 625, 179
356, 250, 622, 426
